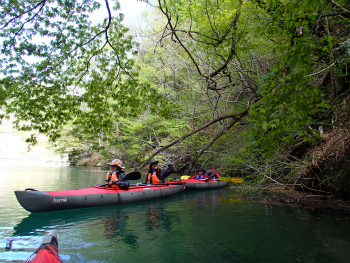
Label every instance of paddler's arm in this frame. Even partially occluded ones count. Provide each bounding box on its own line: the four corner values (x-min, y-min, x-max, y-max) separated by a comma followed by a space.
118, 171, 127, 181
159, 157, 173, 182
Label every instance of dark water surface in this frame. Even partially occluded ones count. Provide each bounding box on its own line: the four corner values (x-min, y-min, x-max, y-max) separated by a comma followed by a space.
0, 164, 349, 262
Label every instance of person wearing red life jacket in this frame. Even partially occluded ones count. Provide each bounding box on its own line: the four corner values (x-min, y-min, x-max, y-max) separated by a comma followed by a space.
105, 159, 129, 190
189, 167, 208, 180
206, 168, 221, 180
145, 157, 173, 184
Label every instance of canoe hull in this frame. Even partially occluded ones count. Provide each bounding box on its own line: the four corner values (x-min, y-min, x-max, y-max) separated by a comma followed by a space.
183, 179, 229, 189
15, 185, 184, 213
26, 233, 62, 263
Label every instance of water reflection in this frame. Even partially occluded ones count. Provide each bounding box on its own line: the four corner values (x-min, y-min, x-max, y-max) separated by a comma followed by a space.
102, 212, 138, 250
13, 205, 136, 236
145, 205, 160, 230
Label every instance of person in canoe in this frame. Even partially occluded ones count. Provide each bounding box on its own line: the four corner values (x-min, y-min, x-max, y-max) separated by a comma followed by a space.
189, 167, 208, 180
105, 159, 129, 190
145, 157, 173, 184
206, 168, 221, 180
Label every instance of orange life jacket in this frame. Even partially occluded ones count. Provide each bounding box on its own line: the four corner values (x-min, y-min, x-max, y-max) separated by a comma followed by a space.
105, 171, 120, 189
146, 170, 160, 184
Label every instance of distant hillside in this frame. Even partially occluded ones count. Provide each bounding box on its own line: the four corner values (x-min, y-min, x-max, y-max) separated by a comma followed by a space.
0, 116, 68, 165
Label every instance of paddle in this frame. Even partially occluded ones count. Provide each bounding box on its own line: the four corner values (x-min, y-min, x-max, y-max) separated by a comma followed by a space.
124, 171, 142, 180
218, 176, 244, 183
231, 177, 244, 183
132, 182, 184, 186
219, 176, 231, 182
167, 177, 180, 182
96, 171, 142, 188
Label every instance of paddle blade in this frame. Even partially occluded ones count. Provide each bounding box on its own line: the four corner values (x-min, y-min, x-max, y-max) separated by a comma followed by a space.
181, 175, 190, 180
219, 177, 232, 182
126, 171, 142, 180
231, 177, 243, 183
167, 178, 179, 182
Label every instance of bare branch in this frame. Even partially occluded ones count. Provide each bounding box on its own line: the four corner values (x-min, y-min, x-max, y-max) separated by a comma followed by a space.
174, 29, 219, 45
207, 81, 238, 91
204, 1, 219, 38
321, 11, 350, 17
134, 137, 164, 147
209, 9, 241, 79
331, 0, 349, 12
1, 0, 46, 30
307, 61, 336, 77
158, 0, 203, 76
3, 1, 46, 50
134, 105, 253, 170
187, 116, 238, 174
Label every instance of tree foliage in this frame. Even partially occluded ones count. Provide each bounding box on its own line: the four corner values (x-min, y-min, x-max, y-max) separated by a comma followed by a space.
247, 0, 350, 156
0, 0, 169, 146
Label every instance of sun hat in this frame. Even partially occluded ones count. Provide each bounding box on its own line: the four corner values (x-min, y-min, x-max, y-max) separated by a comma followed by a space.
148, 159, 159, 165
108, 159, 125, 169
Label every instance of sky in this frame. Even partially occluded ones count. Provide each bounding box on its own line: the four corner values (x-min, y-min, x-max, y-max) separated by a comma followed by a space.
90, 0, 149, 27
118, 0, 149, 26
0, 0, 150, 77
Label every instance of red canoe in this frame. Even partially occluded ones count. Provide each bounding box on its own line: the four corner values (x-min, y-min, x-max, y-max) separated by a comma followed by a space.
26, 234, 63, 263
181, 179, 229, 189
173, 169, 229, 189
15, 184, 185, 213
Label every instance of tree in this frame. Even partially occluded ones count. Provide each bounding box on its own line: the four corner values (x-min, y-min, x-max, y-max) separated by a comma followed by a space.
130, 0, 270, 173
139, 0, 349, 171
0, 0, 168, 147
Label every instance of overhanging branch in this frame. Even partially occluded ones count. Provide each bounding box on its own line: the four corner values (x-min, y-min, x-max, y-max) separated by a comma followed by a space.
134, 105, 253, 170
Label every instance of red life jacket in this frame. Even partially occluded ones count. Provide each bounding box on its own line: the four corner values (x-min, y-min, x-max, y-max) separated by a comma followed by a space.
211, 168, 221, 178
146, 170, 160, 184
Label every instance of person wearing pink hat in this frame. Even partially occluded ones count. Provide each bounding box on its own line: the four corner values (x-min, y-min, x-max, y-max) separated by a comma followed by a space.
105, 159, 129, 190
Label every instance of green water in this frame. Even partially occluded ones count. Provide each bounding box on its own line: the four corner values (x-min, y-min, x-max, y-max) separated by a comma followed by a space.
0, 164, 349, 262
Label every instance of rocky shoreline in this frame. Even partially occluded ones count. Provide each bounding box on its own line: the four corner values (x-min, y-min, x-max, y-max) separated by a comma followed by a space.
248, 186, 350, 213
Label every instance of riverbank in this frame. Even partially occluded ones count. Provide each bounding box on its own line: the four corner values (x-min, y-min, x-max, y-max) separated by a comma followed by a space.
247, 185, 350, 213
